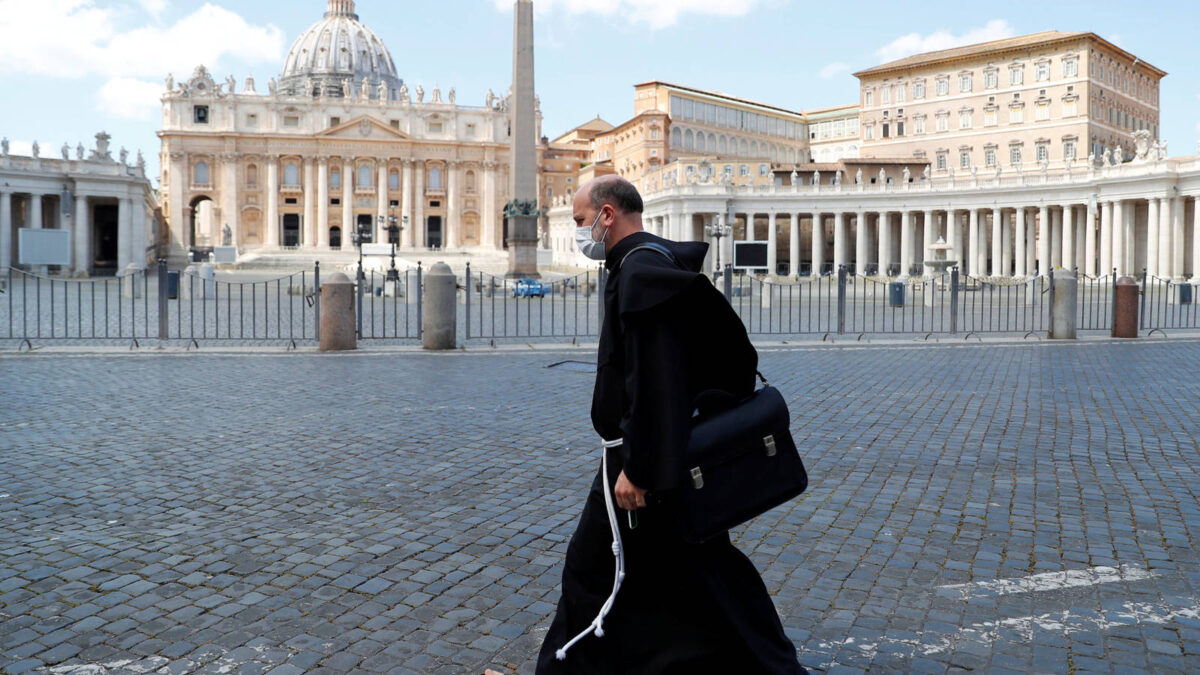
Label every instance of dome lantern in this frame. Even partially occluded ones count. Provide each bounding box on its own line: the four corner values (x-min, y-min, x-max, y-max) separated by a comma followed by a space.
279, 1, 402, 99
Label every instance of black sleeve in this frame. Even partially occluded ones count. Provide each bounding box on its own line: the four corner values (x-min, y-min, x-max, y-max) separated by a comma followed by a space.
618, 301, 692, 492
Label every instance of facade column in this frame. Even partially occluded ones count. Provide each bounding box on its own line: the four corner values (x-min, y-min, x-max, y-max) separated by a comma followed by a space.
1037, 205, 1051, 276
899, 210, 913, 276
946, 210, 959, 267
1018, 208, 1031, 277
1085, 200, 1098, 276
376, 158, 389, 244
977, 210, 989, 276
266, 156, 280, 248
990, 207, 1002, 276
131, 195, 147, 267
317, 158, 330, 248
1001, 210, 1012, 276
767, 212, 778, 275
30, 193, 43, 230
402, 159, 415, 248
788, 213, 799, 276
833, 212, 846, 272
1051, 208, 1063, 269
413, 160, 425, 248
446, 161, 459, 249
854, 211, 866, 275
1191, 197, 1200, 281
967, 209, 979, 277
168, 152, 186, 254
1159, 197, 1173, 277
1062, 205, 1075, 272
1147, 198, 1160, 277
117, 197, 132, 270
222, 155, 239, 248
878, 212, 891, 276
811, 212, 824, 275
745, 213, 756, 242
1171, 196, 1185, 279
1100, 201, 1113, 274
72, 194, 89, 273
1, 190, 13, 269
920, 210, 934, 275
1112, 200, 1125, 276
341, 157, 354, 246
303, 158, 316, 248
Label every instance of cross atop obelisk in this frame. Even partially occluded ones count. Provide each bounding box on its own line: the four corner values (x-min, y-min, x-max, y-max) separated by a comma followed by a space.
505, 0, 540, 278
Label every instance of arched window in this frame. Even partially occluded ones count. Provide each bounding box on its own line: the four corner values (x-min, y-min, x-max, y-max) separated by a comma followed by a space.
330, 168, 341, 188
284, 163, 299, 186
465, 170, 476, 192
684, 129, 694, 150
718, 136, 727, 154
357, 164, 372, 187
246, 164, 258, 187
750, 141, 759, 157
739, 138, 748, 156
707, 133, 716, 151
429, 167, 442, 189
696, 133, 705, 152
671, 127, 681, 148
389, 170, 400, 190
194, 161, 209, 185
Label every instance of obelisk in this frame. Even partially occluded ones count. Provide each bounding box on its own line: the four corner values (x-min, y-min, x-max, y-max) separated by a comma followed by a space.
505, 0, 540, 278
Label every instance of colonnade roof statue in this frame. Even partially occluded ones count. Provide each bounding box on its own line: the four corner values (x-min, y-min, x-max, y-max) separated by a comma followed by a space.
279, 0, 402, 99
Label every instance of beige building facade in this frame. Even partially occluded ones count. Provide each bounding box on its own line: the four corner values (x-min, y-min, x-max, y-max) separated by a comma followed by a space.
855, 31, 1165, 174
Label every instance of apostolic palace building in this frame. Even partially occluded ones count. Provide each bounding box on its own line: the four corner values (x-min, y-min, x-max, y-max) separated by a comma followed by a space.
157, 0, 535, 264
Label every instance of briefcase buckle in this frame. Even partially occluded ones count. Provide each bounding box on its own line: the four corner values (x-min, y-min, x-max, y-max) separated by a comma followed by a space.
763, 435, 777, 457
690, 467, 704, 489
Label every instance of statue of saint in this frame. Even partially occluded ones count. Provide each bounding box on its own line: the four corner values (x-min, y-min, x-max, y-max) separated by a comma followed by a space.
878, 168, 886, 184
165, 73, 174, 91
342, 79, 352, 98
448, 88, 456, 105
415, 85, 424, 103
244, 76, 255, 93
61, 143, 70, 160
377, 79, 388, 100
222, 224, 232, 246
226, 74, 236, 94
137, 151, 145, 172
431, 85, 441, 103
268, 78, 277, 95
486, 89, 495, 108
399, 83, 409, 102
902, 166, 911, 183
31, 140, 39, 158
855, 168, 862, 184
360, 77, 371, 100
76, 143, 85, 160
120, 147, 128, 165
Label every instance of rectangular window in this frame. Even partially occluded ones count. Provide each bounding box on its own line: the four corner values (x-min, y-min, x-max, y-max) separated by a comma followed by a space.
330, 116, 341, 127
959, 74, 972, 92
1063, 59, 1078, 77
864, 89, 873, 106
882, 123, 889, 138
1064, 140, 1076, 160
1036, 144, 1049, 163
759, 164, 769, 177
985, 148, 996, 167
895, 85, 905, 103
959, 111, 972, 129
913, 81, 925, 99
960, 151, 971, 169
1010, 146, 1022, 165
1009, 67, 1023, 85
896, 121, 905, 136
1036, 102, 1050, 121
882, 86, 890, 104
914, 117, 925, 134
390, 119, 400, 129
936, 153, 947, 170
739, 164, 749, 177
1064, 99, 1077, 118
936, 114, 948, 132
984, 109, 997, 126
1010, 107, 1024, 124
466, 123, 476, 136
936, 78, 949, 96
984, 71, 998, 89
864, 125, 874, 140
245, 113, 257, 127
194, 105, 209, 124
1036, 63, 1050, 81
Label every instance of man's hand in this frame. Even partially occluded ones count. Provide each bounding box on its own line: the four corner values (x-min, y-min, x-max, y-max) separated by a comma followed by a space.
614, 470, 647, 511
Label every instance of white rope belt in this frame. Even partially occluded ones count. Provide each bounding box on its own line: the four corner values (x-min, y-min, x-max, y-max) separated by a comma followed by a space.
555, 437, 627, 661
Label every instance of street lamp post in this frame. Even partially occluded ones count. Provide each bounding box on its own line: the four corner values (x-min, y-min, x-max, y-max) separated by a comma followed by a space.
381, 207, 403, 282
705, 217, 731, 280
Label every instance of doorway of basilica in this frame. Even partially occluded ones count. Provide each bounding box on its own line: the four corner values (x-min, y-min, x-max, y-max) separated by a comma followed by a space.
282, 214, 301, 247
330, 226, 342, 249
426, 216, 443, 249
93, 203, 119, 275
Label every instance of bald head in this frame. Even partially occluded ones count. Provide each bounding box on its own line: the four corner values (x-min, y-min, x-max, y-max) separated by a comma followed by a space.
572, 175, 645, 255
584, 175, 643, 215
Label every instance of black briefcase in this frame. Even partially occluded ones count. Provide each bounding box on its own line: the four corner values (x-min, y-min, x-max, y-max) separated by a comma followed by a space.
677, 385, 808, 543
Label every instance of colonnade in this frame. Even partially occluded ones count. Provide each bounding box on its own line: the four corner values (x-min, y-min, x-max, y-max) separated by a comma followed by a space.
639, 196, 1200, 280
0, 188, 146, 273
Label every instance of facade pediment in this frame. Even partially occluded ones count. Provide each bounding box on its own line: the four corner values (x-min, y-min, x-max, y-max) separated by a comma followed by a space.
317, 116, 411, 141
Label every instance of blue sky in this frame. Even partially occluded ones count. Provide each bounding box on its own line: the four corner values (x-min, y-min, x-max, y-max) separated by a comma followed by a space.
1, 0, 1196, 186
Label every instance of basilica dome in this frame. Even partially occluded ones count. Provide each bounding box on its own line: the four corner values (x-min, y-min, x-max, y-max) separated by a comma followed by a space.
279, 0, 403, 99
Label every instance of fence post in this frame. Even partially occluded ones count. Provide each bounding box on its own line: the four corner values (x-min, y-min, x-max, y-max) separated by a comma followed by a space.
465, 262, 472, 340
1047, 268, 1056, 333
1139, 268, 1148, 330
950, 266, 960, 334
157, 259, 168, 340
416, 262, 423, 339
314, 261, 321, 339
723, 263, 733, 300
837, 265, 847, 335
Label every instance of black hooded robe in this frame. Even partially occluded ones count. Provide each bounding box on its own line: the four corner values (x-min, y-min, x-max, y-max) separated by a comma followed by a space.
536, 232, 806, 674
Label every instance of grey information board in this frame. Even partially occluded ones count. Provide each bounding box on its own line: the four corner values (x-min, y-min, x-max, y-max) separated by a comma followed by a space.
18, 228, 71, 266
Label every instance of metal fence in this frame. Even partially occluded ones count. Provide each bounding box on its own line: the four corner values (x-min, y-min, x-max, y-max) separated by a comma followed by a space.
353, 266, 423, 341
1141, 273, 1200, 333
463, 263, 605, 343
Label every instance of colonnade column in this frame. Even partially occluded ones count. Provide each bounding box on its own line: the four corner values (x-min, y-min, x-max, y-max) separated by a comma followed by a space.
854, 211, 866, 275
1062, 205, 1075, 272
946, 210, 959, 267
71, 194, 88, 273
1000, 211, 1012, 277
1026, 208, 1037, 275
1191, 197, 1200, 282
1085, 200, 1097, 276
967, 209, 979, 277
745, 213, 756, 242
1147, 198, 1160, 277
0, 190, 12, 268
446, 161, 459, 249
833, 212, 846, 272
1037, 206, 1050, 276
30, 193, 43, 231
788, 213, 799, 276
317, 158, 329, 248
1100, 201, 1113, 273
303, 159, 316, 247
131, 196, 147, 267
921, 210, 934, 275
1112, 201, 1125, 275
1014, 208, 1027, 276
376, 158, 389, 244
767, 213, 778, 275
341, 158, 353, 247
413, 160, 425, 248
117, 197, 133, 270
878, 213, 891, 276
401, 160, 415, 248
977, 210, 989, 277
1171, 197, 1185, 279
1050, 208, 1063, 269
1159, 197, 1173, 277
811, 213, 824, 275
899, 210, 913, 276
168, 152, 186, 254
989, 207, 1001, 276
266, 156, 280, 248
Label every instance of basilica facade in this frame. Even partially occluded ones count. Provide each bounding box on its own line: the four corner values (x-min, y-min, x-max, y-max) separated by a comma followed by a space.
158, 0, 536, 263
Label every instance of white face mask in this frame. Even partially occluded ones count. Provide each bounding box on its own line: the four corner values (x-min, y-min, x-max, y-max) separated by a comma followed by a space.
575, 209, 608, 261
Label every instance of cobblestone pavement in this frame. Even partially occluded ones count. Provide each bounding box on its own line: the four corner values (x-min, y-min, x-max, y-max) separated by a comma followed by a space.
3, 339, 1200, 674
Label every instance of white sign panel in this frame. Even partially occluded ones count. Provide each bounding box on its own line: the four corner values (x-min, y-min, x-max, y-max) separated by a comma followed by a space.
18, 228, 71, 266
212, 246, 238, 264
360, 243, 394, 256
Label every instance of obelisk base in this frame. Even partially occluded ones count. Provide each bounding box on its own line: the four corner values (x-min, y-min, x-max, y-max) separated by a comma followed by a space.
506, 214, 541, 278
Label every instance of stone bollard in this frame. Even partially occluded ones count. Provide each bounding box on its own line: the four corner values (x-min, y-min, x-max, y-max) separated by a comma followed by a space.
1112, 276, 1139, 338
1049, 268, 1077, 339
199, 263, 215, 299
423, 262, 457, 350
319, 272, 356, 351
121, 263, 142, 299
760, 280, 772, 308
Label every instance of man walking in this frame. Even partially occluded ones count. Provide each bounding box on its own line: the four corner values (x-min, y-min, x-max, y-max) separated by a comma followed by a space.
535, 175, 807, 673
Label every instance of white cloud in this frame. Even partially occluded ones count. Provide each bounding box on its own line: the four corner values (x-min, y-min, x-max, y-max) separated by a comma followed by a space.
492, 0, 768, 29
97, 77, 164, 120
819, 61, 851, 80
0, 0, 283, 117
875, 19, 1015, 64
6, 140, 35, 157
